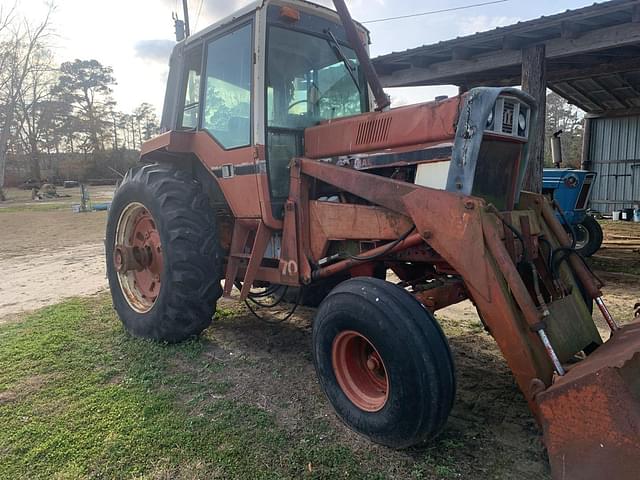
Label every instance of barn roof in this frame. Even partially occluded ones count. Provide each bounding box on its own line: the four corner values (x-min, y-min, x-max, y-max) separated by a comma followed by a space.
372, 0, 640, 116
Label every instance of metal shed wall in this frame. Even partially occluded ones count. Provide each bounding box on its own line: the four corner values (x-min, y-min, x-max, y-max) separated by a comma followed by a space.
588, 115, 640, 214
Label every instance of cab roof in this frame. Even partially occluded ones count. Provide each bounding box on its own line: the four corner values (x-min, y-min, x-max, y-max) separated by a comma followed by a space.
182, 0, 369, 48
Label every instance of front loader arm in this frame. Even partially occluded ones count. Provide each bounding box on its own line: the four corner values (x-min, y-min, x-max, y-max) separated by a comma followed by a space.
298, 158, 561, 408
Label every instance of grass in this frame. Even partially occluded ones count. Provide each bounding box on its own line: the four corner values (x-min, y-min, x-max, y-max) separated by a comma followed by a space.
0, 296, 378, 480
0, 202, 72, 213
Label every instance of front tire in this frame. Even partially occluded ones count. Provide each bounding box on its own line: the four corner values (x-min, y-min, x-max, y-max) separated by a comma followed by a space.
312, 277, 456, 448
574, 215, 603, 257
106, 164, 223, 343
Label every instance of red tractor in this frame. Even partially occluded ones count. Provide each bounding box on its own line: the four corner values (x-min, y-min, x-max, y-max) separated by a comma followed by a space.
106, 1, 640, 478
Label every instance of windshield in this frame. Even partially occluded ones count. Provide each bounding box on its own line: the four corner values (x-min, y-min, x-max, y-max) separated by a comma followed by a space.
266, 26, 368, 130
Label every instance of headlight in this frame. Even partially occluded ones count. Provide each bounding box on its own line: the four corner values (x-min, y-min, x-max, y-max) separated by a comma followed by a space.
518, 111, 527, 132
564, 175, 578, 188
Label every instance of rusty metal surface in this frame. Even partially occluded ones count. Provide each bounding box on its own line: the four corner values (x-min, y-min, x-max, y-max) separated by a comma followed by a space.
304, 97, 461, 159
140, 130, 262, 220
314, 233, 424, 280
279, 201, 300, 286
537, 320, 640, 480
308, 201, 413, 260
414, 280, 467, 311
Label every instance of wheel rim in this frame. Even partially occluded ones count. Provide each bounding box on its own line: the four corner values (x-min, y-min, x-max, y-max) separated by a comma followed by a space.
573, 223, 590, 250
331, 330, 389, 412
114, 202, 163, 313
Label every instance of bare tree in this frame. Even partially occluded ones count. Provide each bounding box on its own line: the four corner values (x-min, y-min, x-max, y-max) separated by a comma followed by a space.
16, 45, 57, 180
0, 3, 53, 200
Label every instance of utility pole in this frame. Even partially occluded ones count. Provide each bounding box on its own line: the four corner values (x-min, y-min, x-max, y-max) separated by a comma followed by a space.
183, 0, 191, 38
112, 115, 118, 151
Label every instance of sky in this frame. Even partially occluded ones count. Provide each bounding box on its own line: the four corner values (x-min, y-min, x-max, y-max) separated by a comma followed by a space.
7, 0, 597, 115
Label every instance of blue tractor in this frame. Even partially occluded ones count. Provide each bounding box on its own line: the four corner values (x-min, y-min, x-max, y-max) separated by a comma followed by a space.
542, 168, 603, 256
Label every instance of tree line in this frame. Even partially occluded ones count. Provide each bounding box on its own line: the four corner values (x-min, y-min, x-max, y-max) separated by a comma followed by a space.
0, 4, 160, 200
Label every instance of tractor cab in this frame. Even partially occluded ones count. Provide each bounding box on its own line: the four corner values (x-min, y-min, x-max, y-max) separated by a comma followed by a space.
159, 0, 370, 217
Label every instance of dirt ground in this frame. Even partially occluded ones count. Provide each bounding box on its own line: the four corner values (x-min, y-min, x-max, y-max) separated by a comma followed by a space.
0, 188, 639, 477
0, 186, 114, 317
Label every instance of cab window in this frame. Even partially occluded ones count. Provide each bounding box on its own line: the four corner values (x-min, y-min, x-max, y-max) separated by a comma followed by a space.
203, 23, 253, 149
266, 25, 367, 216
178, 45, 202, 129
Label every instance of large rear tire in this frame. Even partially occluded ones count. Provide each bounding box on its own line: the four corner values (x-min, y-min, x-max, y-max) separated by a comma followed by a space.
106, 164, 223, 343
312, 277, 456, 448
574, 215, 603, 257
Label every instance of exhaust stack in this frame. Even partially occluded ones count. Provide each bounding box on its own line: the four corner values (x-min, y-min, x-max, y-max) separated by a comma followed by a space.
332, 0, 390, 111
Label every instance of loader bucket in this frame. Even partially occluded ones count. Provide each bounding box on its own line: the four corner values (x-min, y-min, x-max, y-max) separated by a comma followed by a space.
537, 319, 640, 480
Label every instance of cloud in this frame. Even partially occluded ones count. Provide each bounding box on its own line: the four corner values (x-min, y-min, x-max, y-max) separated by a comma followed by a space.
457, 15, 521, 36
158, 0, 251, 30
134, 39, 175, 62
159, 0, 381, 32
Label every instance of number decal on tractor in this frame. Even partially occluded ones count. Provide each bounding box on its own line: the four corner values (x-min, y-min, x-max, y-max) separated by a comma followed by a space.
282, 259, 298, 277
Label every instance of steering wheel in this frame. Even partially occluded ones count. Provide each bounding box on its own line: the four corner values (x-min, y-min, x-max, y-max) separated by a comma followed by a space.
287, 99, 309, 111
287, 96, 328, 112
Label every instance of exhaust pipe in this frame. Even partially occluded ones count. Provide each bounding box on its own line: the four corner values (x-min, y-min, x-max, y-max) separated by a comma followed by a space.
551, 129, 563, 168
332, 0, 391, 111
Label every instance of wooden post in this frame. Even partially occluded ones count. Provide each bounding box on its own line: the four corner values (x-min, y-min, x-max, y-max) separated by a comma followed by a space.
581, 117, 592, 170
521, 44, 546, 193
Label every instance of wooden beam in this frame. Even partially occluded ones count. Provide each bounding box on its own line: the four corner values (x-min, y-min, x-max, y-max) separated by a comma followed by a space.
550, 82, 603, 112
590, 77, 629, 109
502, 34, 528, 50
546, 57, 640, 82
617, 73, 640, 98
548, 83, 604, 113
587, 105, 640, 117
521, 44, 546, 194
379, 21, 640, 88
374, 62, 411, 76
561, 21, 583, 39
452, 46, 474, 60
564, 80, 608, 110
408, 55, 442, 69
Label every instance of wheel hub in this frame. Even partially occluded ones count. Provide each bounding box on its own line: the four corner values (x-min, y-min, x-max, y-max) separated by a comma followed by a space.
114, 203, 163, 312
573, 223, 590, 250
113, 244, 153, 273
331, 330, 389, 412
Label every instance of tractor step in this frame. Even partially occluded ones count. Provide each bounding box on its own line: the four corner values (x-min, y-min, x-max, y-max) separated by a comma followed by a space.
537, 319, 640, 480
223, 220, 272, 300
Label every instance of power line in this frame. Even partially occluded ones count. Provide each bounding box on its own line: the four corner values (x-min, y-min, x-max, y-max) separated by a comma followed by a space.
361, 0, 509, 25
194, 0, 205, 31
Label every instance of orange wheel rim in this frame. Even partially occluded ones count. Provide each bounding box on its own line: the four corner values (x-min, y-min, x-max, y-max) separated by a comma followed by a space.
331, 330, 389, 412
114, 203, 163, 313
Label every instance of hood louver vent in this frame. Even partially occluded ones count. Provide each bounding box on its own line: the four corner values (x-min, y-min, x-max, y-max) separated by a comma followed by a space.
355, 116, 392, 145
